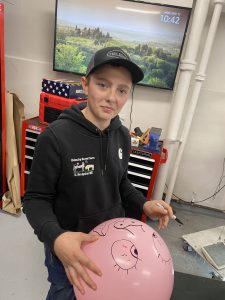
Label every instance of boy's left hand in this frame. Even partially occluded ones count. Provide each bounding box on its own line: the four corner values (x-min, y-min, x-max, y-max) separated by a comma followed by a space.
143, 200, 173, 229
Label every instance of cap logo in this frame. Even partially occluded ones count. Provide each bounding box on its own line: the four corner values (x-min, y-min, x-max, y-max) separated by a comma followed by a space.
107, 50, 129, 60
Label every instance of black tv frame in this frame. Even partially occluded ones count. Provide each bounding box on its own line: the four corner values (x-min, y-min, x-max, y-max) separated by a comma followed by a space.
53, 0, 192, 90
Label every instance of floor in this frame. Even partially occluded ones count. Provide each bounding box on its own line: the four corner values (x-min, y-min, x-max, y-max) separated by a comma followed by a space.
0, 210, 49, 300
0, 201, 225, 300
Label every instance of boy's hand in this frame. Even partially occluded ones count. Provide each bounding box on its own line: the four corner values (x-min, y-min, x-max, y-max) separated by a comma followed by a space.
143, 200, 173, 229
53, 232, 102, 295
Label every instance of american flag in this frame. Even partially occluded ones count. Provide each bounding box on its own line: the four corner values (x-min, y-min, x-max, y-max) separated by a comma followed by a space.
42, 78, 86, 99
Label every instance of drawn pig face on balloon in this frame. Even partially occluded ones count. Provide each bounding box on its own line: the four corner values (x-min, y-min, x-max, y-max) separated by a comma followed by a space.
111, 239, 140, 274
152, 232, 171, 264
92, 218, 171, 275
79, 220, 174, 300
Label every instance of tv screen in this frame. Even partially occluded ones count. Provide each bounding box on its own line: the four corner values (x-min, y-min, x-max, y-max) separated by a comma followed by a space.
53, 0, 191, 90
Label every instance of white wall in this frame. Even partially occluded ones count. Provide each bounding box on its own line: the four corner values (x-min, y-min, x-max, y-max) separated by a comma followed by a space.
174, 11, 225, 211
4, 0, 225, 210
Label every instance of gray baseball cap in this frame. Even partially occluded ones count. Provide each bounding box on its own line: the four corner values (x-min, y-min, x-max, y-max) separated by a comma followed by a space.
86, 47, 144, 84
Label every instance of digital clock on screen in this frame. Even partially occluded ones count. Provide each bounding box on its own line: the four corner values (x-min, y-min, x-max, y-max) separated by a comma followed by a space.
160, 14, 180, 24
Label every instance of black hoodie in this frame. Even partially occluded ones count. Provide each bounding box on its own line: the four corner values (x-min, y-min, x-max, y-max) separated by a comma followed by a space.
23, 104, 146, 250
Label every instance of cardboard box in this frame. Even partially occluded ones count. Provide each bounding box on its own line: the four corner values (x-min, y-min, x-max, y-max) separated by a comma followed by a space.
2, 92, 23, 214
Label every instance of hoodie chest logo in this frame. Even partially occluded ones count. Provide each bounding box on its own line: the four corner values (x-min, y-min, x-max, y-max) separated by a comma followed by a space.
71, 156, 95, 177
118, 148, 123, 160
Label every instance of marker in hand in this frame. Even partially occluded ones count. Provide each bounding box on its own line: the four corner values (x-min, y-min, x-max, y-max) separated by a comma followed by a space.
156, 202, 183, 225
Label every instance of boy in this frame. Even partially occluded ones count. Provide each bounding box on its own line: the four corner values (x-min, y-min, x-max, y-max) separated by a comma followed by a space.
23, 46, 173, 300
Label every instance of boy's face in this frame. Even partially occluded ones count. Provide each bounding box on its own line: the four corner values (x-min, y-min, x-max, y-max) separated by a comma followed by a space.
81, 64, 133, 128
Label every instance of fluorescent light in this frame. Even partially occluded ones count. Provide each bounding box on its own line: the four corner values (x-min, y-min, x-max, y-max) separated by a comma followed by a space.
116, 6, 160, 14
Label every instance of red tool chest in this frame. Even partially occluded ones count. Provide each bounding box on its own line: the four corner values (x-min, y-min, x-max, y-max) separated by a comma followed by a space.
39, 92, 86, 125
127, 145, 167, 222
20, 117, 47, 197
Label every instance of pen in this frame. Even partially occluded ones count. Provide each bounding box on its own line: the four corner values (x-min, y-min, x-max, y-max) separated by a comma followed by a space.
156, 203, 184, 225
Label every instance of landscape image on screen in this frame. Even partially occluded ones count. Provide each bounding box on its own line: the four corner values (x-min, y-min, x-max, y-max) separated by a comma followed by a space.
54, 0, 191, 89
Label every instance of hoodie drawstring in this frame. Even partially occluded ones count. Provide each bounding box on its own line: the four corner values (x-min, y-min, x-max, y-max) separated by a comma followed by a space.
97, 129, 109, 176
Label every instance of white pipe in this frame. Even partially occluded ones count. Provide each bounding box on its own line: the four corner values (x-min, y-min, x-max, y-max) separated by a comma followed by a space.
165, 0, 225, 204
152, 0, 211, 201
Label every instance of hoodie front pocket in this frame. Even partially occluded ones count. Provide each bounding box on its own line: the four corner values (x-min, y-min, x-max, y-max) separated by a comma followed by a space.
77, 203, 125, 233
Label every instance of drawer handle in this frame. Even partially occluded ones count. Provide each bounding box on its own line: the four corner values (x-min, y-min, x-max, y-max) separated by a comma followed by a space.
160, 147, 168, 164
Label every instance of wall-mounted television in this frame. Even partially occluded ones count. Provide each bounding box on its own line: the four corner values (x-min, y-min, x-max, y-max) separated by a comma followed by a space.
53, 0, 191, 90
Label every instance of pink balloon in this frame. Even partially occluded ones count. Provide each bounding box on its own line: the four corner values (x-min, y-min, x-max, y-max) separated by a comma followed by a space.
76, 218, 174, 300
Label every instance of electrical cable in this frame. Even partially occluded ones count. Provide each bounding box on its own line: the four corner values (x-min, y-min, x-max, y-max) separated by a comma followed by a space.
191, 183, 225, 204
165, 184, 187, 204
169, 184, 225, 204
126, 84, 225, 206
128, 86, 135, 131
165, 164, 225, 205
192, 157, 225, 204
212, 158, 225, 200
